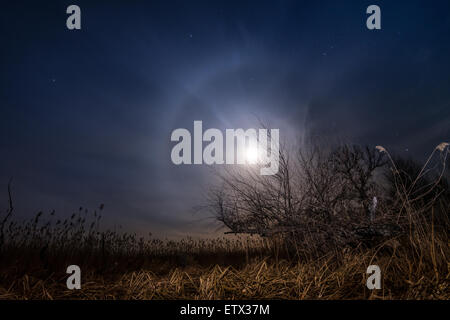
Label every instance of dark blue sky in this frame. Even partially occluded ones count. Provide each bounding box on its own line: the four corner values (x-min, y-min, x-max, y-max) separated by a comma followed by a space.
1, 1, 449, 237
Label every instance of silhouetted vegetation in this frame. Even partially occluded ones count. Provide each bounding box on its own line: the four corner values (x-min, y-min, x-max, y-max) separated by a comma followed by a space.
0, 144, 448, 299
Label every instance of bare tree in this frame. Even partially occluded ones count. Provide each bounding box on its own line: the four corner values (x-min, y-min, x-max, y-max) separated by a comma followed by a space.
208, 142, 393, 254
209, 140, 450, 256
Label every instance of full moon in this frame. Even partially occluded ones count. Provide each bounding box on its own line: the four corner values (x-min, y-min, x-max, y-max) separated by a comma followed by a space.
245, 145, 259, 164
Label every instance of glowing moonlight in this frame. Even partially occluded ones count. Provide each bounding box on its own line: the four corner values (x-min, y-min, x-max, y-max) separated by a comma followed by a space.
170, 121, 279, 175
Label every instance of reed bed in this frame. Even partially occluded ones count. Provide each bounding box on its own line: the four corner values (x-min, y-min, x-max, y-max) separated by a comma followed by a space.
0, 144, 448, 300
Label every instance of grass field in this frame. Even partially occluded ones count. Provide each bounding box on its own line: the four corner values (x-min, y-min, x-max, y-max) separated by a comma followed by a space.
0, 209, 447, 300
0, 145, 448, 300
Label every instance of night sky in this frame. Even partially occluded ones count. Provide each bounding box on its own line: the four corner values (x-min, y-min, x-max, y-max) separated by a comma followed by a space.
1, 1, 449, 237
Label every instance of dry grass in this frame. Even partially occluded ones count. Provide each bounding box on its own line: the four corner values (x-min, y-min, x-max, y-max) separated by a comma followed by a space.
0, 228, 448, 300
0, 144, 448, 300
